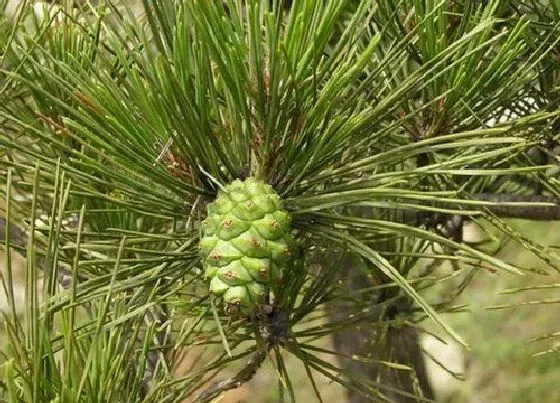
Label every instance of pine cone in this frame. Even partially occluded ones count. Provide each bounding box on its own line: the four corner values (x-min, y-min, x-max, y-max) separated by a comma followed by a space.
200, 177, 293, 315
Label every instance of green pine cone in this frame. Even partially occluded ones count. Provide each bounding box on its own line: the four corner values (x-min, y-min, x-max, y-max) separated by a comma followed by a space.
200, 177, 293, 315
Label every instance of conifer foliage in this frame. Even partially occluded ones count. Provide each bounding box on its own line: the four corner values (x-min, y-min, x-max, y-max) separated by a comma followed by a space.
1, 1, 560, 401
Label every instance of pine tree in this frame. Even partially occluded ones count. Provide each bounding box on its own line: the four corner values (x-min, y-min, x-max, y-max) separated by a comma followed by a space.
1, 1, 560, 402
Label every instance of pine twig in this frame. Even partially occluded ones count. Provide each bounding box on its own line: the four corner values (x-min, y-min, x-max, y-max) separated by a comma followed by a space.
473, 193, 560, 220
195, 350, 267, 403
194, 308, 288, 402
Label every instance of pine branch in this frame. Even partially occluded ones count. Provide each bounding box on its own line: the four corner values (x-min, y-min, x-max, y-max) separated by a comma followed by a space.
194, 350, 267, 403
473, 193, 560, 220
395, 194, 560, 228
193, 308, 290, 401
3, 1, 560, 399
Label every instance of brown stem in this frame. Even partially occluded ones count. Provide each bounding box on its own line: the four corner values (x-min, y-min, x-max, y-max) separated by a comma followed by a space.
194, 350, 267, 403
472, 193, 560, 220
